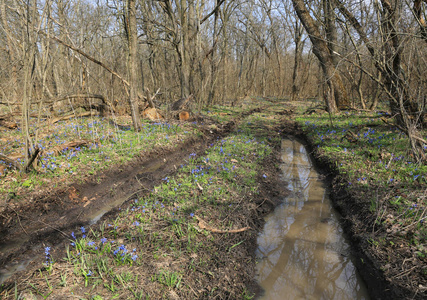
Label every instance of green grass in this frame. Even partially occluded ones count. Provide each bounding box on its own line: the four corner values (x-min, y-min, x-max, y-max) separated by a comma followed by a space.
296, 110, 427, 255
1, 100, 285, 299
0, 116, 200, 200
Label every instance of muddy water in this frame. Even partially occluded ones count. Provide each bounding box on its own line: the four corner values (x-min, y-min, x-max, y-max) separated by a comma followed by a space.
256, 139, 369, 300
0, 260, 31, 284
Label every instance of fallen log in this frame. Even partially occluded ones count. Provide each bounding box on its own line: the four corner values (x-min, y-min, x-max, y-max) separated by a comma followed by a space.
47, 140, 94, 155
50, 111, 98, 124
142, 107, 163, 121
179, 111, 190, 121
37, 93, 115, 117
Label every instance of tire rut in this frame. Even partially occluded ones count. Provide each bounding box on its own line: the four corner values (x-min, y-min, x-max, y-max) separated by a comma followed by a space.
0, 106, 265, 286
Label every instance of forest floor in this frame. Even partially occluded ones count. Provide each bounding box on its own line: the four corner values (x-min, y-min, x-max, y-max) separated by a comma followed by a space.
0, 97, 426, 299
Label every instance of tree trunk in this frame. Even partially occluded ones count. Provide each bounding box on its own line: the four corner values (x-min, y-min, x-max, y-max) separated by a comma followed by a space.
292, 0, 348, 112
380, 0, 420, 126
127, 0, 141, 131
291, 21, 303, 102
207, 0, 220, 105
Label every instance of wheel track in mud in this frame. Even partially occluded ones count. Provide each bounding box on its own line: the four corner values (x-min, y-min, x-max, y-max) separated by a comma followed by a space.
0, 105, 267, 287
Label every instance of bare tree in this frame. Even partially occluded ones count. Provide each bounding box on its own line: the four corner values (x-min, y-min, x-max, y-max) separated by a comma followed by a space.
291, 0, 349, 112
126, 0, 141, 130
334, 0, 426, 161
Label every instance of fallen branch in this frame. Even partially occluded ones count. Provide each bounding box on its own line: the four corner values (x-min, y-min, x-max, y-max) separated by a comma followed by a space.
0, 153, 22, 170
195, 216, 250, 233
381, 117, 426, 162
145, 88, 161, 109
340, 129, 359, 143
50, 111, 98, 124
380, 117, 427, 145
47, 140, 95, 155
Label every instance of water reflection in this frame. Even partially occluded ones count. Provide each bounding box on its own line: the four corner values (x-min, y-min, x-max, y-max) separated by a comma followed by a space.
0, 259, 31, 284
256, 139, 369, 300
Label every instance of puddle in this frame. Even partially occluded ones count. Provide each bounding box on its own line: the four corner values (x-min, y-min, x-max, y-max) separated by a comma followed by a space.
86, 196, 128, 225
86, 161, 163, 224
0, 259, 31, 284
256, 139, 369, 300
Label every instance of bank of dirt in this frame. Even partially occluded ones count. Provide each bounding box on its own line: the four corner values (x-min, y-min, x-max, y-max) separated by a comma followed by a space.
279, 119, 425, 300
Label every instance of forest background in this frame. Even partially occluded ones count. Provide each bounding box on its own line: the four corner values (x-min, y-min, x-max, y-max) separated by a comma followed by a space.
0, 0, 426, 163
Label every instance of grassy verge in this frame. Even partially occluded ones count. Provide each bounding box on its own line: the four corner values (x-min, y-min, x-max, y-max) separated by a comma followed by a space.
1, 101, 285, 299
0, 116, 201, 203
294, 107, 427, 296
0, 101, 265, 203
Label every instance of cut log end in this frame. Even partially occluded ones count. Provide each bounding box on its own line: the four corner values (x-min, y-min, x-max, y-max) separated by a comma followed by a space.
179, 111, 190, 121
0, 119, 18, 129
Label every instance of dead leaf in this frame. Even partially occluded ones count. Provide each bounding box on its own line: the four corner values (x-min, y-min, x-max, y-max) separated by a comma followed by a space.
68, 187, 79, 202
0, 165, 6, 176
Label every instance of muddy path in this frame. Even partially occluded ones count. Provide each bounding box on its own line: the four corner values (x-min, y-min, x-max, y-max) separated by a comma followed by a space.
0, 107, 265, 285
278, 120, 421, 300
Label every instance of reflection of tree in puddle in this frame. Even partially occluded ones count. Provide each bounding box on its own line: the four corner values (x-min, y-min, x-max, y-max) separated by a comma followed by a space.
256, 139, 369, 300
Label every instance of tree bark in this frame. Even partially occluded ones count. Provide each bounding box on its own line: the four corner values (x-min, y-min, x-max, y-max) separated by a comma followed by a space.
127, 0, 141, 131
291, 20, 304, 102
291, 0, 348, 112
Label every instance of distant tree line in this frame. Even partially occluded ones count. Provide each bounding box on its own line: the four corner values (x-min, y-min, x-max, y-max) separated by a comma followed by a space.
0, 0, 425, 159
